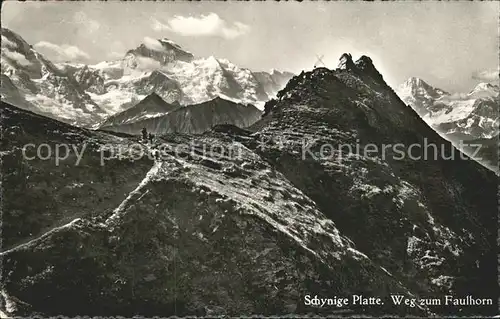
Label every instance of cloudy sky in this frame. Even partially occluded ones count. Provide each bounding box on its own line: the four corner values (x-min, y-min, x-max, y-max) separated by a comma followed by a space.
2, 1, 498, 92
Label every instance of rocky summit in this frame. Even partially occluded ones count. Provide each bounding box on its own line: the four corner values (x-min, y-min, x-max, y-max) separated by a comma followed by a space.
0, 53, 497, 317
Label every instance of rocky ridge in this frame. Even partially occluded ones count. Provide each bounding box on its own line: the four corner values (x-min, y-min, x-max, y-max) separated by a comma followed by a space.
0, 52, 497, 317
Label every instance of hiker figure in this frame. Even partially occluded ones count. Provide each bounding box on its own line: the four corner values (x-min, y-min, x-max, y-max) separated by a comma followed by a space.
141, 128, 148, 142
148, 133, 154, 144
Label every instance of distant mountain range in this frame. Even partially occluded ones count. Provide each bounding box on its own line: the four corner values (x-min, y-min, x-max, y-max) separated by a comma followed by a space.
396, 77, 499, 140
1, 27, 497, 174
99, 93, 262, 135
98, 92, 179, 128
396, 77, 498, 172
1, 28, 293, 128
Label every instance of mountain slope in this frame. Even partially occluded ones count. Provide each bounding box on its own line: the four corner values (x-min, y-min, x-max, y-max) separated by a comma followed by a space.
250, 54, 497, 315
100, 97, 262, 135
0, 28, 107, 127
1, 53, 496, 317
1, 101, 418, 317
98, 92, 179, 128
0, 74, 37, 111
461, 134, 499, 172
86, 69, 184, 115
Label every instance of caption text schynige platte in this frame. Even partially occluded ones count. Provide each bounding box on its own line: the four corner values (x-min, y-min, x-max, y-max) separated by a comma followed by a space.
304, 294, 493, 308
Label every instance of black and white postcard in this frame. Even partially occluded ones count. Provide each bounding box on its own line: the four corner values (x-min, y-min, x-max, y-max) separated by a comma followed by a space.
1, 1, 499, 317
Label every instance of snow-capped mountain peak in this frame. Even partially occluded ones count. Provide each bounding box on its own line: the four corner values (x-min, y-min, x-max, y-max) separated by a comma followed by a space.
158, 38, 187, 52
123, 37, 195, 71
205, 55, 222, 68
396, 76, 499, 157
400, 77, 426, 91
396, 77, 449, 108
399, 77, 447, 95
1, 28, 107, 127
468, 82, 499, 99
2, 28, 294, 127
270, 68, 283, 75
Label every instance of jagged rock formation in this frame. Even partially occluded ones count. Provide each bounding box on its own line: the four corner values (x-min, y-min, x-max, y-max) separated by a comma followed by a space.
0, 28, 107, 127
337, 53, 354, 70
1, 52, 497, 317
59, 60, 124, 81
100, 96, 262, 135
